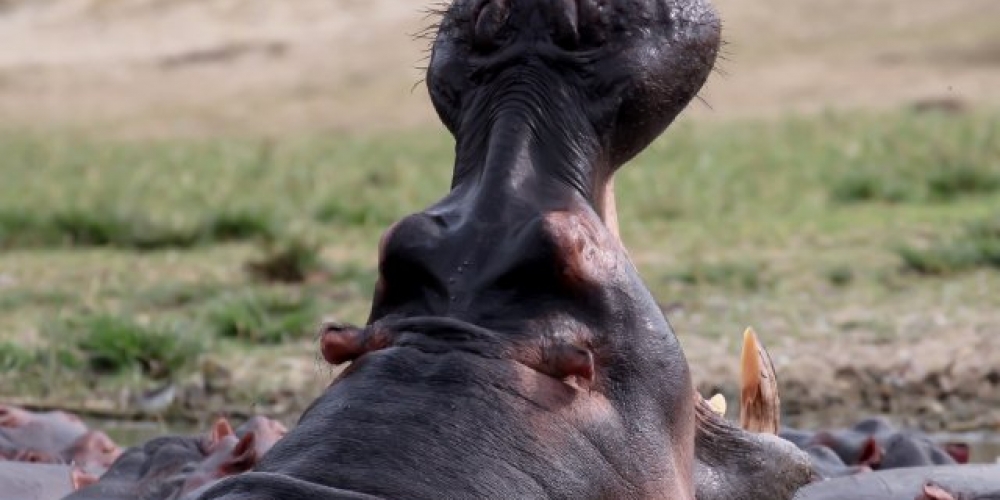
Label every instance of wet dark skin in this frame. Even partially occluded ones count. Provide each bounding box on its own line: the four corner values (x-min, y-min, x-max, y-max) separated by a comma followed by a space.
199, 1, 809, 499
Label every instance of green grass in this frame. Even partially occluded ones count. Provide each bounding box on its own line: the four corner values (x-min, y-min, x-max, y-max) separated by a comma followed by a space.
0, 207, 274, 250
0, 108, 998, 405
245, 237, 327, 283
63, 314, 205, 378
897, 214, 1000, 275
204, 291, 319, 344
665, 260, 769, 291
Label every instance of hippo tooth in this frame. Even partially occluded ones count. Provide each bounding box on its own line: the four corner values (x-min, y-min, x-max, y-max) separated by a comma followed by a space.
739, 327, 781, 434
707, 394, 727, 416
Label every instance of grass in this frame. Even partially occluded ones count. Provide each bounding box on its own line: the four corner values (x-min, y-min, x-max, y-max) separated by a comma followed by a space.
897, 215, 1000, 275
0, 108, 998, 407
0, 207, 274, 250
665, 260, 769, 291
204, 291, 319, 344
64, 314, 204, 378
244, 237, 327, 283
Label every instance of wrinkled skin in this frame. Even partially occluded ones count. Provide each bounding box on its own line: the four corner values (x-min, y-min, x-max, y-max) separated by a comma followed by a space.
198, 1, 809, 499
693, 399, 813, 500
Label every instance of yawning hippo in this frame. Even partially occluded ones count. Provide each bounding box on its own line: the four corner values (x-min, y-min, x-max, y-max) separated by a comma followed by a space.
197, 1, 810, 499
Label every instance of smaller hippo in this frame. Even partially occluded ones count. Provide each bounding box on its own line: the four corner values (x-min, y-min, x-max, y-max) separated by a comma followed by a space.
0, 405, 88, 458
0, 461, 97, 500
781, 417, 966, 477
792, 465, 1000, 500
177, 425, 258, 499
65, 416, 285, 500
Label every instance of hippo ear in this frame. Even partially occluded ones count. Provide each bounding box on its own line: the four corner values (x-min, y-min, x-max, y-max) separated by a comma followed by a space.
739, 328, 780, 434
943, 442, 970, 464
220, 432, 258, 476
209, 418, 236, 449
857, 437, 883, 469
70, 467, 99, 490
0, 406, 27, 427
919, 482, 958, 500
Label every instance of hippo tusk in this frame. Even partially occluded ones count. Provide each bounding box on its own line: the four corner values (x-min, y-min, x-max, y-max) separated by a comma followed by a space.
707, 394, 727, 416
739, 327, 780, 434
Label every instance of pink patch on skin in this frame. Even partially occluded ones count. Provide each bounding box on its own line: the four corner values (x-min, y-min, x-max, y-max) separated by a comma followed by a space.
0, 406, 28, 428
69, 431, 122, 470
919, 482, 958, 500
71, 467, 99, 490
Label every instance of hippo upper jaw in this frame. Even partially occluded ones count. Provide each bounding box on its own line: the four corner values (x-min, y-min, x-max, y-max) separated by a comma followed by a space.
429, 0, 722, 170
427, 0, 722, 235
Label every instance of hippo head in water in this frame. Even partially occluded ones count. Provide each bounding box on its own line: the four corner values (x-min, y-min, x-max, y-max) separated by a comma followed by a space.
197, 1, 810, 499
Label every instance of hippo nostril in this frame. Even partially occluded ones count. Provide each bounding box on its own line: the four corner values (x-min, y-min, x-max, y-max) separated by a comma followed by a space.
472, 0, 510, 52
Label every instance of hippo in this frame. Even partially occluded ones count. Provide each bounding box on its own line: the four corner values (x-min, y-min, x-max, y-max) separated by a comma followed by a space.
0, 405, 122, 478
0, 462, 96, 500
193, 2, 816, 498
65, 416, 285, 500
0, 405, 88, 459
792, 465, 1000, 500
780, 417, 970, 479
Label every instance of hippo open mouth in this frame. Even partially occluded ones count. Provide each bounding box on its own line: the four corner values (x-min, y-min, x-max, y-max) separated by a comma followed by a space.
196, 1, 812, 499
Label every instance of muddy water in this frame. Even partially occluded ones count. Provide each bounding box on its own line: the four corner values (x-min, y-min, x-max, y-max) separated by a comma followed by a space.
92, 420, 201, 447
97, 420, 1000, 464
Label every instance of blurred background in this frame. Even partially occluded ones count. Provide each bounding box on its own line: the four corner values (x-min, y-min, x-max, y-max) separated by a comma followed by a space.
0, 0, 998, 453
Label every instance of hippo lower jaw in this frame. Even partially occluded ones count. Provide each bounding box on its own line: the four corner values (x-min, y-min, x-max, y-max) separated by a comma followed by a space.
695, 400, 814, 500
693, 330, 815, 500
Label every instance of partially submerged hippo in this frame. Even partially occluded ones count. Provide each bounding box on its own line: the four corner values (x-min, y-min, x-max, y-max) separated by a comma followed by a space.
199, 0, 811, 499
793, 465, 1000, 500
65, 416, 287, 500
0, 405, 120, 477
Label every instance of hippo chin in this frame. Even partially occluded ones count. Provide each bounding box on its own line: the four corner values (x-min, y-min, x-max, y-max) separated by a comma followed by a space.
197, 1, 810, 499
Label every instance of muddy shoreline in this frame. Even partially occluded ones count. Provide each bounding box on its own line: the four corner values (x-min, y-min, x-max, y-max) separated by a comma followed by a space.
684, 332, 1000, 433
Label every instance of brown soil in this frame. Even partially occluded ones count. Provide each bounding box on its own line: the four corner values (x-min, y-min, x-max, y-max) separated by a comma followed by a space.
0, 0, 998, 137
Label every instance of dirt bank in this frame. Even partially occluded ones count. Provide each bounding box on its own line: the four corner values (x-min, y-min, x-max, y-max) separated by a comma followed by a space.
0, 0, 998, 137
